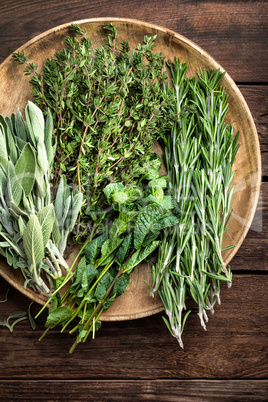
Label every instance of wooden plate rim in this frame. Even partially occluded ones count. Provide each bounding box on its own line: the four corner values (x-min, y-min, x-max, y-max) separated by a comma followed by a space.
0, 17, 262, 321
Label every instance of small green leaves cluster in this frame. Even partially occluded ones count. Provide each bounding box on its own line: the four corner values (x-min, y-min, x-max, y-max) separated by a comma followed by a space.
150, 59, 239, 347
41, 175, 179, 352
0, 102, 82, 294
13, 23, 173, 240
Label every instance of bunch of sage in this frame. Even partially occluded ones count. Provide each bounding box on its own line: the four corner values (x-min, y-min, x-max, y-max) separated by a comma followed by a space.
150, 60, 239, 347
0, 101, 83, 294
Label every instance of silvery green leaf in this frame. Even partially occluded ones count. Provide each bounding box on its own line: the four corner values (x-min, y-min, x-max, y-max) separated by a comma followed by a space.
34, 164, 46, 198
5, 120, 18, 164
15, 143, 36, 197
25, 101, 44, 143
22, 193, 32, 213
52, 219, 61, 248
54, 175, 67, 226
15, 137, 27, 152
18, 216, 27, 237
68, 192, 83, 230
15, 108, 27, 142
0, 241, 10, 247
37, 204, 55, 247
6, 161, 23, 206
0, 207, 10, 225
0, 165, 7, 197
0, 247, 6, 257
23, 214, 44, 265
0, 123, 8, 162
16, 260, 28, 268
62, 195, 71, 229
44, 108, 55, 170
36, 137, 49, 175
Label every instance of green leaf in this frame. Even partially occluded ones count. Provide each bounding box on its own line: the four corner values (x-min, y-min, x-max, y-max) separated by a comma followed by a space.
36, 137, 49, 175
148, 176, 167, 189
68, 192, 83, 230
54, 175, 66, 226
103, 182, 124, 203
23, 214, 44, 265
15, 143, 36, 197
112, 191, 129, 204
99, 237, 123, 264
0, 123, 8, 163
94, 271, 114, 302
124, 240, 160, 273
44, 108, 55, 170
6, 161, 23, 206
115, 233, 133, 265
37, 204, 55, 247
15, 108, 27, 142
34, 164, 46, 197
134, 203, 165, 249
84, 233, 108, 264
25, 101, 45, 143
28, 302, 37, 330
45, 305, 73, 328
5, 119, 18, 164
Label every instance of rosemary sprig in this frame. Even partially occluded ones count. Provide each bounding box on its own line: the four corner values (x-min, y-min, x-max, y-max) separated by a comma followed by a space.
150, 59, 239, 346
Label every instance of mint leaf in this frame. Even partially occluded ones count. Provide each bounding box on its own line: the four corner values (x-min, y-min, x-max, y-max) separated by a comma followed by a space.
45, 306, 73, 328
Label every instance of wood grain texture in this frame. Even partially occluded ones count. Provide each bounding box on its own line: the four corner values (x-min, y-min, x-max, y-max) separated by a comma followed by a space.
0, 17, 261, 317
0, 0, 267, 82
0, 1, 266, 399
231, 182, 267, 270
0, 380, 267, 401
0, 274, 267, 380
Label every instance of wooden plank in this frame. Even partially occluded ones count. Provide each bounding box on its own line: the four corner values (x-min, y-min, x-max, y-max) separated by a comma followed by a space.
0, 274, 267, 379
0, 1, 267, 82
228, 181, 267, 270
238, 85, 268, 177
0, 380, 267, 401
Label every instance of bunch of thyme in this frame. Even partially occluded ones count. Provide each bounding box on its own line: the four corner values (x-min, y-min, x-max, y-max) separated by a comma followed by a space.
13, 23, 172, 241
150, 59, 239, 347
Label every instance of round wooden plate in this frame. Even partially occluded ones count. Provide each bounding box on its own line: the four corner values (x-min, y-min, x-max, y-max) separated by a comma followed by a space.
0, 18, 261, 321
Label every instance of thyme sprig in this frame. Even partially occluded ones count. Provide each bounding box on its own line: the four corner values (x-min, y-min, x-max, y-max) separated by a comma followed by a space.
13, 23, 173, 240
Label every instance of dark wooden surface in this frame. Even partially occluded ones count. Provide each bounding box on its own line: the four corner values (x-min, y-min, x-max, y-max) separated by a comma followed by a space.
0, 1, 267, 400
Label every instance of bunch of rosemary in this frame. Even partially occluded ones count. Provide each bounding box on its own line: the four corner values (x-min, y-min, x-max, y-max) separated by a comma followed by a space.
13, 23, 172, 241
0, 102, 82, 294
150, 59, 239, 347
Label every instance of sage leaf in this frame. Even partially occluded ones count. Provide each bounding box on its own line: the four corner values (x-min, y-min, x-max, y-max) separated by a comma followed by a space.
23, 214, 44, 265
15, 108, 27, 142
36, 137, 49, 175
15, 143, 36, 196
25, 101, 45, 144
5, 121, 18, 164
68, 192, 83, 230
0, 124, 8, 163
37, 204, 55, 247
6, 161, 23, 206
44, 108, 55, 170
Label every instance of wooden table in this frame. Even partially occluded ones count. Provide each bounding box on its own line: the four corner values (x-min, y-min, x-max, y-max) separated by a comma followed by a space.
0, 1, 267, 400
